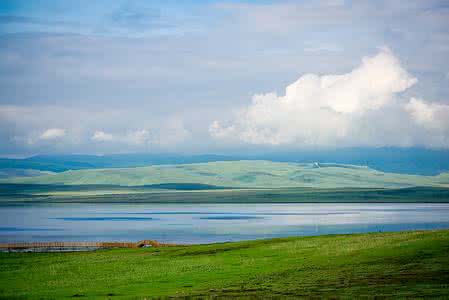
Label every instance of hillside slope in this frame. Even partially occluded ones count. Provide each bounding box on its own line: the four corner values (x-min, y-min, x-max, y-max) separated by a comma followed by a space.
4, 161, 449, 189
3, 148, 449, 175
1, 230, 449, 298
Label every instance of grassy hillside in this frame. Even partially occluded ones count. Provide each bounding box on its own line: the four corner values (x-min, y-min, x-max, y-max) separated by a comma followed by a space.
1, 230, 448, 298
3, 148, 449, 175
4, 161, 449, 189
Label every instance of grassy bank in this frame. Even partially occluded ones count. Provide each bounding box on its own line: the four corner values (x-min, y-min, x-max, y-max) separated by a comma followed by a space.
1, 230, 448, 298
2, 184, 449, 203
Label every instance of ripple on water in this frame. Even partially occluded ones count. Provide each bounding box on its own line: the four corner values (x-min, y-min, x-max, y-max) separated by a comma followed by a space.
198, 216, 264, 220
51, 217, 156, 221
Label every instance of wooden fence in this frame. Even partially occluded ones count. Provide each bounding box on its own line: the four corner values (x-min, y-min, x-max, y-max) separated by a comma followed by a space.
0, 240, 177, 252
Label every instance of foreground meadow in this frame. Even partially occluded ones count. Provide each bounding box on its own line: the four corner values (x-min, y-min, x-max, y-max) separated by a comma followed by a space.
1, 230, 448, 299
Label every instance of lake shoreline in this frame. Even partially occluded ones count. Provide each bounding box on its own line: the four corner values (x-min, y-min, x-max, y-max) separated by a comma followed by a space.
2, 185, 449, 204
1, 228, 448, 253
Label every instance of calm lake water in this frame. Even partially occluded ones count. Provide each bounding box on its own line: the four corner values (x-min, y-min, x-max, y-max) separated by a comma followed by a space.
1, 203, 449, 244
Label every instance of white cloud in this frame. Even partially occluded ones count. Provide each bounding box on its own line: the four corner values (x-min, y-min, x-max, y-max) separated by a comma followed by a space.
275, 47, 416, 115
40, 128, 66, 140
91, 130, 115, 142
92, 129, 151, 145
210, 48, 449, 147
0, 102, 195, 154
124, 129, 150, 145
405, 97, 449, 130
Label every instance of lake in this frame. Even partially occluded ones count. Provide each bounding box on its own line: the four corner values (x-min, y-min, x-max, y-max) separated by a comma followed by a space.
1, 203, 449, 244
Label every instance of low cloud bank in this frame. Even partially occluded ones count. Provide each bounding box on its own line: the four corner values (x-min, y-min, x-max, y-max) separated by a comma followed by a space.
91, 130, 149, 145
0, 105, 191, 154
210, 48, 449, 148
40, 128, 66, 140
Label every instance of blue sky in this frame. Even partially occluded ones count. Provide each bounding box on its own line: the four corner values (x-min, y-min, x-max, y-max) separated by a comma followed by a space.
1, 0, 449, 155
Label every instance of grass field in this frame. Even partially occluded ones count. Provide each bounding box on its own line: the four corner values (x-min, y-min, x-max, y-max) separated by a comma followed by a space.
2, 184, 449, 203
4, 161, 449, 189
0, 230, 448, 299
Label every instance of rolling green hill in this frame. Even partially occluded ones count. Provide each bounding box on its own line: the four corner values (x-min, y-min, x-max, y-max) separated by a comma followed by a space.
4, 161, 449, 189
1, 230, 449, 298
2, 148, 449, 175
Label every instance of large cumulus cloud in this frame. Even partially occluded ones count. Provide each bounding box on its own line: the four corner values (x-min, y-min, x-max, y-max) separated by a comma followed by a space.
210, 48, 449, 148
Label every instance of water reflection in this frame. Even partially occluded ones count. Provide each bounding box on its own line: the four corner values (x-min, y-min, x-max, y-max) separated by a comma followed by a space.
0, 203, 448, 244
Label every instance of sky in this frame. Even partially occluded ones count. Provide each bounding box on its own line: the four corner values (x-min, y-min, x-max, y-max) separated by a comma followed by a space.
0, 0, 449, 156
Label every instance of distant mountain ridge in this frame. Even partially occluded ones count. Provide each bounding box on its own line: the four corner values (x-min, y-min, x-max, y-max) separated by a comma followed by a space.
0, 154, 233, 173
5, 160, 449, 189
1, 148, 449, 175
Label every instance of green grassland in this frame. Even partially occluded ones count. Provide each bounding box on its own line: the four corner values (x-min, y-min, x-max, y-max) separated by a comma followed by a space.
5, 161, 449, 188
2, 185, 449, 203
1, 230, 448, 299
2, 161, 449, 204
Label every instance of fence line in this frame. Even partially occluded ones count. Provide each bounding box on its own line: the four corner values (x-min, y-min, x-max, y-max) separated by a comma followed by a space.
0, 240, 177, 251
